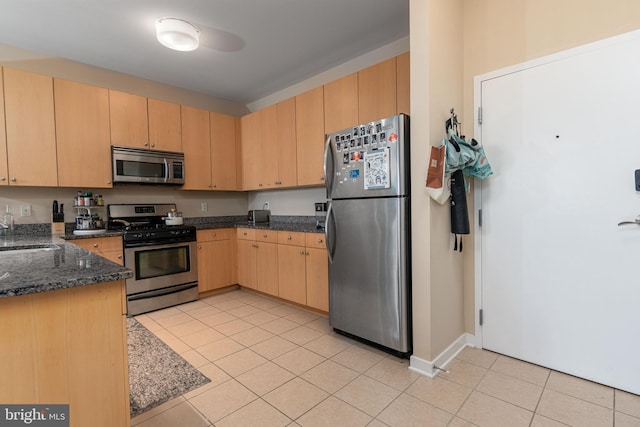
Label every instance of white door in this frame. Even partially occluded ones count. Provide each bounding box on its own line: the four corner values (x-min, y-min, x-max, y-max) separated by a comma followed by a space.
478, 32, 640, 394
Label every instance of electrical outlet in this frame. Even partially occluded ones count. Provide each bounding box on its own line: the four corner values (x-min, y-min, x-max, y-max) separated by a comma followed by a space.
200, 202, 208, 212
263, 201, 270, 210
20, 204, 31, 217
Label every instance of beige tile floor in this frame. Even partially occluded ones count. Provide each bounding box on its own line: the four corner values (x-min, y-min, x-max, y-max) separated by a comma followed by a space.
131, 289, 640, 427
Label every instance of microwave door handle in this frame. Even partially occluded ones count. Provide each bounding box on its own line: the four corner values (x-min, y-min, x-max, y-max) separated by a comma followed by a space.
163, 158, 169, 183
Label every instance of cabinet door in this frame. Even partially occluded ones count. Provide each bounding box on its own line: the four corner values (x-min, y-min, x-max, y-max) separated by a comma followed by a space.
396, 52, 410, 116
210, 112, 239, 190
3, 67, 58, 186
256, 242, 279, 296
324, 73, 358, 133
198, 239, 237, 292
109, 90, 149, 148
306, 247, 329, 312
55, 79, 112, 188
278, 244, 307, 305
295, 86, 325, 186
237, 238, 257, 289
148, 98, 182, 152
73, 236, 123, 255
276, 97, 297, 187
240, 110, 262, 190
0, 68, 8, 186
358, 57, 397, 123
182, 105, 212, 190
260, 104, 279, 189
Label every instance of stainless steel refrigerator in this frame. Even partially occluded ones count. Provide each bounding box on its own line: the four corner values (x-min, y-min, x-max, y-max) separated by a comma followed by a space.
324, 113, 411, 356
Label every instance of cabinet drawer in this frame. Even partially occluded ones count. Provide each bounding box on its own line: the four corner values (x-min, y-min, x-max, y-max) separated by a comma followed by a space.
74, 236, 123, 254
197, 228, 234, 242
277, 231, 305, 246
100, 250, 124, 266
256, 230, 278, 243
305, 233, 326, 249
236, 228, 256, 241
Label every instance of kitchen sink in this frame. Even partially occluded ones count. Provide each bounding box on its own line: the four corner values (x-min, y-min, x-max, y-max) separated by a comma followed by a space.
0, 244, 61, 255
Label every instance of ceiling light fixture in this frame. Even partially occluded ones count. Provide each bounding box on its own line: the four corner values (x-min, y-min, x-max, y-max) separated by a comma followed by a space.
155, 17, 200, 52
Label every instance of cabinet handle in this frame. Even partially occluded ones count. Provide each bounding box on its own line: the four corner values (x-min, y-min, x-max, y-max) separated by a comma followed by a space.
243, 232, 248, 236
93, 243, 99, 248
198, 245, 202, 249
252, 244, 259, 248
151, 143, 155, 148
275, 181, 282, 185
0, 177, 5, 181
306, 251, 310, 256
320, 176, 325, 181
11, 178, 16, 182
259, 183, 263, 187
212, 184, 217, 188
117, 255, 122, 259
212, 233, 217, 237
287, 236, 292, 240
144, 142, 149, 147
263, 234, 268, 238
300, 250, 305, 255
107, 180, 112, 184
317, 238, 323, 243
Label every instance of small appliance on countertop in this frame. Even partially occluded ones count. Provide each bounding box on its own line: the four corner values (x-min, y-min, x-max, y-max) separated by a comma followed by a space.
248, 209, 270, 224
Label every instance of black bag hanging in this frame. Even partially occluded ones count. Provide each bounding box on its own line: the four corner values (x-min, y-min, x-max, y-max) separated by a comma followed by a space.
450, 169, 469, 252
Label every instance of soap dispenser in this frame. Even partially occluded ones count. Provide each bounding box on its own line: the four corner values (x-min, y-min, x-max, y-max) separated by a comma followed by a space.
4, 205, 14, 233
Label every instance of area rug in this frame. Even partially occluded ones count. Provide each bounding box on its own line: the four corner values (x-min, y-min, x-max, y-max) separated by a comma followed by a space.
127, 318, 210, 417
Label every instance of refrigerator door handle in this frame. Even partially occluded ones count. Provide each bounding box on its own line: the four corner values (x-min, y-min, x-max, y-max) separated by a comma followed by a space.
323, 136, 334, 193
325, 202, 336, 263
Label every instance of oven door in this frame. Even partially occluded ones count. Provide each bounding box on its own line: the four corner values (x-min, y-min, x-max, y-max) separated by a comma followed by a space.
124, 241, 198, 295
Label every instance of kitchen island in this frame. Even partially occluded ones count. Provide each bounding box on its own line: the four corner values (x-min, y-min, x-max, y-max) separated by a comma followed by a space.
0, 234, 132, 427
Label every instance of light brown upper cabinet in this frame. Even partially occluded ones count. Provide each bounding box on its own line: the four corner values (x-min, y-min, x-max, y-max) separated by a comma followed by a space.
396, 52, 410, 115
260, 104, 279, 190
275, 97, 297, 188
358, 57, 397, 124
239, 110, 262, 190
0, 68, 8, 185
210, 112, 239, 190
323, 72, 358, 134
240, 98, 296, 190
3, 67, 58, 186
148, 98, 182, 152
55, 79, 112, 188
109, 90, 182, 152
181, 105, 211, 190
295, 86, 325, 187
109, 90, 149, 149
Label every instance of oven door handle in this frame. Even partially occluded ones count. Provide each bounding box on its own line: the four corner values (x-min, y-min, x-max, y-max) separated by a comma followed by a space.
127, 282, 197, 301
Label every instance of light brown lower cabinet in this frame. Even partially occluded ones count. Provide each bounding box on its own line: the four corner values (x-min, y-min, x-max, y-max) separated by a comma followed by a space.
255, 230, 279, 297
72, 236, 124, 265
235, 227, 328, 311
277, 231, 329, 312
197, 229, 237, 292
0, 281, 130, 427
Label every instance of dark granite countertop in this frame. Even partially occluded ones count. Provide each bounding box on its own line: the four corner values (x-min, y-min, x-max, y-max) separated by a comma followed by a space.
0, 234, 132, 298
188, 215, 325, 234
60, 215, 325, 240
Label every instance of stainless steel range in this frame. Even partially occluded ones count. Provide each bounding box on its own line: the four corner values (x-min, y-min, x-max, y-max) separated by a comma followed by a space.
108, 203, 198, 316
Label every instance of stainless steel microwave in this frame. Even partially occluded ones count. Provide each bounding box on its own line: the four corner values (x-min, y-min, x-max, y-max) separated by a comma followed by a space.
112, 146, 185, 185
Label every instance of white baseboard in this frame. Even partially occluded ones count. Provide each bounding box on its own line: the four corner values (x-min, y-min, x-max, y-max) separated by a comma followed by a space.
409, 333, 475, 378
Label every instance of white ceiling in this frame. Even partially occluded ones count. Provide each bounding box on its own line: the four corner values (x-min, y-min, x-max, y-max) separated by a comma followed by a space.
0, 1, 409, 105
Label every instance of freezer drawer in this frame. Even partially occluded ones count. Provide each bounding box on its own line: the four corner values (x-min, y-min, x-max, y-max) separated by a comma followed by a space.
326, 197, 411, 354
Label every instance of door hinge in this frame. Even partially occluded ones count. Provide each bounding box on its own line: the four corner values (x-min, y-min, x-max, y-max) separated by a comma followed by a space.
479, 309, 484, 326
478, 209, 482, 227
478, 106, 483, 125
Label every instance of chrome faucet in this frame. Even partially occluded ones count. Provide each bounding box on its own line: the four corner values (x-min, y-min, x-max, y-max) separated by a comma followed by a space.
0, 222, 8, 229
